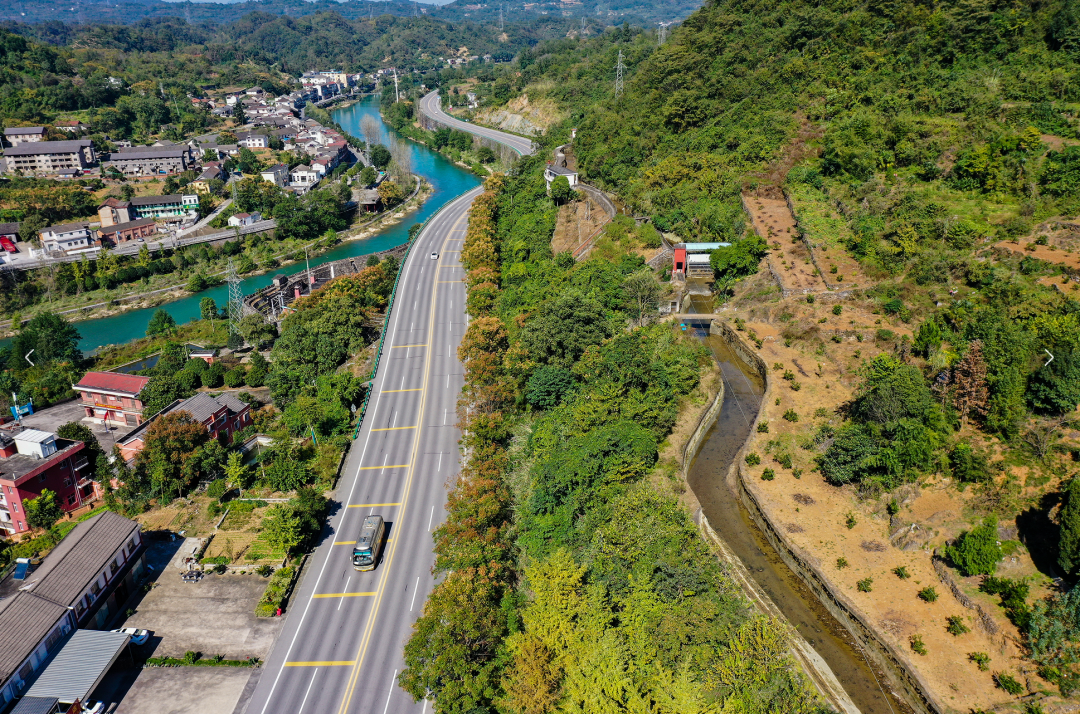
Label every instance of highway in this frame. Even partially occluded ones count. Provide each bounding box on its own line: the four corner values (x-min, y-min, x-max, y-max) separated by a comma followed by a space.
418, 90, 537, 156
243, 93, 532, 714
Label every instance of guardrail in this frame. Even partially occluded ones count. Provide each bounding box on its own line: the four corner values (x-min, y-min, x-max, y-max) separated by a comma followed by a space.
351, 187, 481, 439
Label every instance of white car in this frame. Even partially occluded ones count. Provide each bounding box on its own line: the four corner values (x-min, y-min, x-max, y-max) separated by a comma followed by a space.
430, 252, 439, 260
82, 702, 104, 714
110, 627, 150, 646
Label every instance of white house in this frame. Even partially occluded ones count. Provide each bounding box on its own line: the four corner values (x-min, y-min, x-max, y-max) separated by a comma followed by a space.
543, 163, 579, 192
39, 223, 92, 253
260, 163, 288, 187
290, 164, 319, 186
236, 132, 269, 149
228, 212, 262, 227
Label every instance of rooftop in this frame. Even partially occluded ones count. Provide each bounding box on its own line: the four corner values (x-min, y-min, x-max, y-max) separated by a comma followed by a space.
4, 127, 45, 135
98, 218, 157, 235
3, 140, 91, 156
17, 511, 139, 609
0, 439, 83, 486
165, 392, 247, 424
24, 629, 131, 704
74, 371, 151, 397
14, 430, 54, 445
105, 149, 186, 161
129, 194, 183, 206
546, 164, 577, 176
41, 223, 89, 235
0, 222, 20, 235
0, 593, 69, 684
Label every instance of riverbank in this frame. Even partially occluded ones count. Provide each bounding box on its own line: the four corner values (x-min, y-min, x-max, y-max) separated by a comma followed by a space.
0, 175, 429, 340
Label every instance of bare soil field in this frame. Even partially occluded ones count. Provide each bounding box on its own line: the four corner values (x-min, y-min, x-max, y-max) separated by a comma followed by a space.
728, 311, 1056, 713
551, 198, 609, 255
743, 195, 829, 295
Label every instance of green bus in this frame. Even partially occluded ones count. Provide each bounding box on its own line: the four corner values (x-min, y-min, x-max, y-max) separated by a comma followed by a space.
352, 515, 386, 572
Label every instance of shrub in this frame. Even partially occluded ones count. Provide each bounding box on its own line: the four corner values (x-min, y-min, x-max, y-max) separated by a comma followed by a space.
887, 499, 900, 515
969, 652, 991, 671
845, 512, 858, 529
745, 452, 761, 466
255, 565, 297, 617
806, 295, 815, 304
892, 566, 910, 579
183, 650, 200, 665
814, 407, 830, 418
761, 468, 775, 481
213, 563, 227, 574
910, 634, 927, 655
772, 362, 784, 371
776, 453, 793, 469
832, 305, 843, 315
200, 555, 229, 565
947, 616, 970, 636
206, 479, 227, 499
918, 587, 938, 603
223, 368, 246, 389
836, 557, 849, 569
782, 370, 795, 381
790, 381, 802, 391
783, 409, 799, 422
994, 673, 1024, 695
980, 576, 1031, 629
792, 468, 802, 478
757, 421, 770, 433
857, 577, 873, 592
876, 329, 896, 342
947, 518, 1003, 576
256, 565, 273, 577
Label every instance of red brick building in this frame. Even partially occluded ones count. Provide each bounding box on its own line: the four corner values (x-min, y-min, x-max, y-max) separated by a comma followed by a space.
0, 430, 93, 536
73, 372, 152, 428
116, 392, 252, 464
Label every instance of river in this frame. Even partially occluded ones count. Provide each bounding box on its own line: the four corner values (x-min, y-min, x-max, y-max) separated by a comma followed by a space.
2, 96, 481, 354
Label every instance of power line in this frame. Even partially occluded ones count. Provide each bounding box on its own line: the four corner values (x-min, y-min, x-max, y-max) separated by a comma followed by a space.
614, 49, 625, 100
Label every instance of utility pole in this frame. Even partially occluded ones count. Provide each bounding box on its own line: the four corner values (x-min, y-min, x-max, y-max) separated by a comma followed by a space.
615, 50, 625, 100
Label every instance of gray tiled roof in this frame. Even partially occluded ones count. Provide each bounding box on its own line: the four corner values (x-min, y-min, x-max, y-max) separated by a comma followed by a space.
19, 511, 138, 609
4, 127, 45, 136
0, 593, 68, 682
105, 149, 186, 161
166, 392, 246, 424
25, 629, 131, 704
129, 194, 182, 206
3, 140, 91, 156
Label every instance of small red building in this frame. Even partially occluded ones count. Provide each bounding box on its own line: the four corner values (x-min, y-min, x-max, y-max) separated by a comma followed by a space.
0, 430, 93, 536
73, 372, 152, 428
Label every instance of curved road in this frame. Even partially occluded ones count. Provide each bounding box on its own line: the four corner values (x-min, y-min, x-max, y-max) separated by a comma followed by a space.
244, 105, 531, 714
418, 90, 536, 156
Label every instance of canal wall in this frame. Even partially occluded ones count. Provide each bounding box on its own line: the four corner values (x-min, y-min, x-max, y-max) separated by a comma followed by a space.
706, 319, 942, 714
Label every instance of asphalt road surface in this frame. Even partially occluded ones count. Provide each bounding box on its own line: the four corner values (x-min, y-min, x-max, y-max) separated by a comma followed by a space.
243, 98, 534, 714
418, 90, 537, 157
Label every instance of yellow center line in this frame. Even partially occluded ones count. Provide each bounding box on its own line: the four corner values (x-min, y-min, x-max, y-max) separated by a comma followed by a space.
286, 661, 356, 667
334, 541, 356, 545
371, 425, 417, 432
337, 206, 471, 714
357, 465, 409, 470
346, 502, 402, 508
391, 343, 427, 349
312, 592, 376, 599
382, 388, 422, 393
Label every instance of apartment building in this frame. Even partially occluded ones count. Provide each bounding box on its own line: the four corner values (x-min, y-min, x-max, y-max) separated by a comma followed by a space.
260, 163, 288, 187
0, 430, 92, 535
102, 147, 189, 176
236, 132, 269, 149
1, 140, 96, 176
3, 127, 45, 146
128, 194, 199, 220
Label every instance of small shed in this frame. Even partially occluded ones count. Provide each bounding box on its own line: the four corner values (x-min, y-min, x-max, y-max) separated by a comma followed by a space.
358, 189, 382, 213
24, 630, 131, 705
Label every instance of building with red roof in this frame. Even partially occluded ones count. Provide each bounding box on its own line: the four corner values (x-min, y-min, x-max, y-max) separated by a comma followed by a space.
72, 372, 152, 428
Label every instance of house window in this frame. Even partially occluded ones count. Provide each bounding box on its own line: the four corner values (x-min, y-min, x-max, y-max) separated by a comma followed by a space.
64, 477, 72, 487
45, 628, 63, 651
67, 493, 76, 506
18, 663, 32, 681
127, 537, 137, 552
39, 474, 46, 482
90, 580, 101, 596
17, 521, 23, 531
12, 502, 18, 513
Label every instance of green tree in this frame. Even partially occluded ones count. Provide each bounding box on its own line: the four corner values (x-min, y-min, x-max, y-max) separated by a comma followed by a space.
710, 237, 767, 285
24, 489, 63, 531
359, 165, 377, 186
232, 101, 246, 128
520, 290, 612, 369
369, 144, 391, 169
947, 518, 1003, 576
1059, 478, 1080, 577
146, 309, 177, 338
56, 421, 103, 476
9, 312, 82, 370
525, 366, 575, 409
224, 451, 254, 489
200, 297, 218, 322
140, 375, 190, 417
550, 175, 573, 205
262, 503, 303, 556
477, 146, 496, 164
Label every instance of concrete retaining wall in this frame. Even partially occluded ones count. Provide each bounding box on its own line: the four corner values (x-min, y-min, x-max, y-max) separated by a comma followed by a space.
709, 319, 942, 714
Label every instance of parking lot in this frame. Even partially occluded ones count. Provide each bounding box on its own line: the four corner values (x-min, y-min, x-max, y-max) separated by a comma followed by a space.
91, 537, 285, 714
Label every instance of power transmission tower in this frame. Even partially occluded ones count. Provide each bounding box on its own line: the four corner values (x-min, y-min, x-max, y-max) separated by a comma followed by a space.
499, 4, 504, 32
581, 17, 586, 34
614, 50, 625, 100
659, 23, 668, 45
393, 68, 400, 103
226, 259, 244, 345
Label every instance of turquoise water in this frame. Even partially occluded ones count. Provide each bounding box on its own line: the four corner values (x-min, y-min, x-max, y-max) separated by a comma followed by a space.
2, 96, 481, 354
